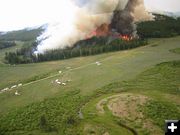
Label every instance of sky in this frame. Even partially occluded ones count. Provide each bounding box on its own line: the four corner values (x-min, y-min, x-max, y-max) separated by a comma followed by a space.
0, 0, 180, 31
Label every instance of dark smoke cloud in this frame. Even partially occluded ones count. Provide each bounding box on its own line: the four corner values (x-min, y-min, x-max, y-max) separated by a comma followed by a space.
36, 0, 153, 53
111, 0, 153, 36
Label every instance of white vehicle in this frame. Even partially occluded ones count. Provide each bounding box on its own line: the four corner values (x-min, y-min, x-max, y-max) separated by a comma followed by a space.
15, 91, 20, 96
55, 79, 59, 82
62, 83, 66, 86
1, 88, 9, 92
18, 83, 22, 87
59, 71, 62, 74
57, 81, 61, 84
11, 85, 17, 89
95, 61, 101, 66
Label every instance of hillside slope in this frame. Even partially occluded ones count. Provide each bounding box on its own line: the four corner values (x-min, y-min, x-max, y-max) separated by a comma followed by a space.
0, 36, 180, 134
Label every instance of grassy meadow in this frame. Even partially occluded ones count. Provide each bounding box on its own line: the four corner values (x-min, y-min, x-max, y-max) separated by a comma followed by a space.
0, 36, 180, 134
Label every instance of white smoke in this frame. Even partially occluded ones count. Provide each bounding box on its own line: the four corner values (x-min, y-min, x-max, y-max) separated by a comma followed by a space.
36, 0, 151, 53
132, 0, 154, 22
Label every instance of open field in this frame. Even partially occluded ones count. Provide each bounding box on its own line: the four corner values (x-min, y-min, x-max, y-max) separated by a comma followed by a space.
81, 60, 180, 135
0, 36, 180, 134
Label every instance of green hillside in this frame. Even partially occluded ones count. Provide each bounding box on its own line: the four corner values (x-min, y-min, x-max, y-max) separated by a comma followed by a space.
137, 14, 180, 38
0, 36, 180, 134
1, 14, 180, 65
0, 27, 43, 41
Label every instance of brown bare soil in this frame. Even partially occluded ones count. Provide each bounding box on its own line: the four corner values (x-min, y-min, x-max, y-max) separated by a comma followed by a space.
96, 93, 163, 135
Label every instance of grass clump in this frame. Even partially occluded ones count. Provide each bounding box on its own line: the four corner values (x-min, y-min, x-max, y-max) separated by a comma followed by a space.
0, 90, 85, 135
122, 60, 180, 94
170, 48, 180, 54
144, 100, 180, 129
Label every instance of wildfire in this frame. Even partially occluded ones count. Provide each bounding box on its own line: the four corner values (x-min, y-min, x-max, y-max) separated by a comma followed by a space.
119, 35, 133, 41
86, 23, 134, 41
86, 31, 97, 39
86, 24, 110, 39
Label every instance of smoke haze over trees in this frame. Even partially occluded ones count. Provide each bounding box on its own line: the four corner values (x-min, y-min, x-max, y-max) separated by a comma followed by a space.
2, 14, 180, 64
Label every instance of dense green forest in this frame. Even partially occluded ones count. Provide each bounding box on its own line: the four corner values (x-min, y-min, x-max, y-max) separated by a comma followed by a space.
137, 14, 180, 38
2, 14, 180, 64
4, 37, 147, 64
0, 41, 16, 49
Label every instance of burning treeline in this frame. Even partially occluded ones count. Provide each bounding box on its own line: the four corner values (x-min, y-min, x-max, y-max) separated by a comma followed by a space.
36, 0, 153, 53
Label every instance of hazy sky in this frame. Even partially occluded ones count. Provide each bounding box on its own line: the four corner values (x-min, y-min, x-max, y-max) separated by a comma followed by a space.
0, 0, 180, 31
144, 0, 180, 12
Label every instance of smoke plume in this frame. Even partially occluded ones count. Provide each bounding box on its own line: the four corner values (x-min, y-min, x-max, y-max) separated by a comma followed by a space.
111, 0, 153, 36
36, 0, 153, 53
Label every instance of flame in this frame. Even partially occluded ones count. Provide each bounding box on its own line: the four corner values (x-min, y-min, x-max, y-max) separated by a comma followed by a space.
86, 24, 110, 39
86, 24, 134, 41
120, 35, 133, 41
